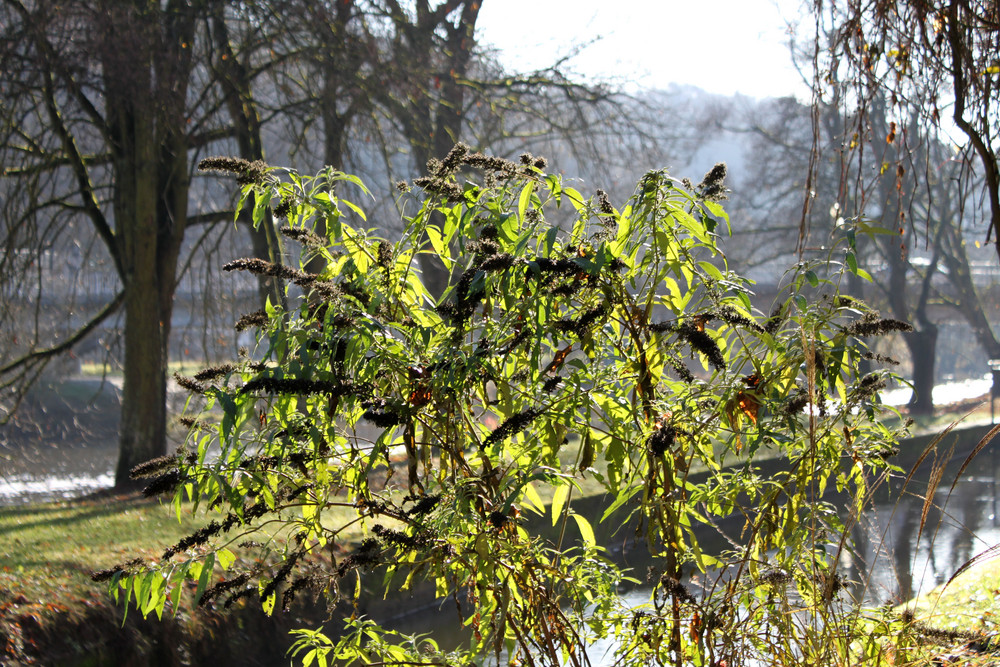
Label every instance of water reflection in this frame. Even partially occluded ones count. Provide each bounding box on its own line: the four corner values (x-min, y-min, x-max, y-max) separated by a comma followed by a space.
849, 443, 1000, 604
0, 439, 118, 505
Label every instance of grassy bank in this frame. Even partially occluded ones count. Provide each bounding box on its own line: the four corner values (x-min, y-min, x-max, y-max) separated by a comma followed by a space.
4, 415, 1000, 665
0, 495, 206, 663
0, 490, 430, 665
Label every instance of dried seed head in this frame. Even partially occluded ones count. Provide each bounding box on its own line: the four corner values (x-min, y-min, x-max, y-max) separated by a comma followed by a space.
279, 226, 324, 248
174, 373, 207, 394
697, 163, 728, 201
198, 156, 272, 186
439, 143, 470, 175
647, 423, 676, 457
846, 312, 914, 337
595, 189, 614, 215
130, 455, 180, 480
482, 408, 542, 449
235, 309, 269, 332
676, 322, 726, 371
273, 198, 293, 219
376, 240, 393, 268
194, 364, 237, 382
716, 305, 765, 332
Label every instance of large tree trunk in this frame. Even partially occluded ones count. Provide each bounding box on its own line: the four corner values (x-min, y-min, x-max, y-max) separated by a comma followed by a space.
904, 326, 938, 416
110, 112, 176, 484
116, 277, 171, 483
102, 0, 192, 486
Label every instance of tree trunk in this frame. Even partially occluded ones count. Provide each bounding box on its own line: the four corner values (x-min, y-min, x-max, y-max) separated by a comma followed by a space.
941, 225, 1000, 359
905, 326, 938, 416
210, 8, 285, 309
116, 277, 171, 483
101, 1, 192, 486
110, 116, 176, 484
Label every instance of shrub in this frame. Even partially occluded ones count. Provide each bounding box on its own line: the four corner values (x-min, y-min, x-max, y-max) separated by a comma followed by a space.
105, 148, 910, 666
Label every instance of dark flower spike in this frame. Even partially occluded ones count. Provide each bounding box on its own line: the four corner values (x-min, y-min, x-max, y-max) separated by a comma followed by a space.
438, 143, 470, 176
223, 257, 313, 285
856, 373, 887, 399
482, 408, 542, 450
91, 557, 145, 583
412, 175, 464, 202
716, 305, 765, 333
845, 313, 914, 337
542, 376, 563, 393
279, 226, 324, 248
696, 163, 728, 201
199, 573, 252, 607
595, 189, 615, 215
240, 377, 363, 398
235, 309, 269, 332
130, 455, 180, 480
142, 469, 183, 498
647, 423, 676, 457
462, 152, 518, 179
676, 322, 726, 371
861, 351, 900, 366
198, 156, 272, 186
273, 197, 294, 220
174, 373, 207, 394
194, 364, 237, 382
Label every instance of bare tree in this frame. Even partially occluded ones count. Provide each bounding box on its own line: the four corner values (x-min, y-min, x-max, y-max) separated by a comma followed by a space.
0, 0, 255, 485
810, 0, 1000, 261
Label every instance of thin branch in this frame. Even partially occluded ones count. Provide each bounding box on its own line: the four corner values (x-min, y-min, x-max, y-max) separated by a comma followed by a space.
0, 290, 124, 377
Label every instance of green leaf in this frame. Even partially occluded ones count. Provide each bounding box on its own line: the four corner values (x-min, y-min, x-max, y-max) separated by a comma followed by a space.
517, 181, 535, 223
425, 225, 447, 259
340, 197, 368, 222
571, 513, 596, 548
260, 579, 276, 616
601, 485, 642, 522
563, 186, 586, 212
217, 548, 236, 571
551, 483, 570, 527
698, 261, 724, 281
194, 553, 215, 605
522, 482, 545, 515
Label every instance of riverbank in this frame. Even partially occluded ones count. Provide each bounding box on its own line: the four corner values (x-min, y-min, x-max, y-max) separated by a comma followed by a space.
3, 418, 1000, 664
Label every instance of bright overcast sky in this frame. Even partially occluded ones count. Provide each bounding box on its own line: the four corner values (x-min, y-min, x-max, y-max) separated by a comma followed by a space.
477, 0, 811, 100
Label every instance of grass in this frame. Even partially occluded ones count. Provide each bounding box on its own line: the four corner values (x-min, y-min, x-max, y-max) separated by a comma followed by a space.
902, 556, 1000, 636
0, 487, 397, 627
79, 360, 205, 378
0, 495, 204, 620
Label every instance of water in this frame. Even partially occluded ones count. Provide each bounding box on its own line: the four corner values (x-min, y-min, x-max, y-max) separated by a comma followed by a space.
881, 372, 994, 409
851, 446, 1000, 604
0, 439, 119, 505
2, 374, 994, 505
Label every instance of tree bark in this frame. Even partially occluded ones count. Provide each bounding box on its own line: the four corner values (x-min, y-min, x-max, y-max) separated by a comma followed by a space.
904, 327, 938, 415
210, 7, 285, 309
941, 224, 1000, 359
100, 0, 193, 486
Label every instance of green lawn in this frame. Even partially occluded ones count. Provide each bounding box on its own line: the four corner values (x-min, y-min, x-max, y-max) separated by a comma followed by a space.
0, 495, 203, 621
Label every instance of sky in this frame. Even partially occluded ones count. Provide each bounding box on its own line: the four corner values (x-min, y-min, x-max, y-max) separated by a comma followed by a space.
476, 0, 811, 100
